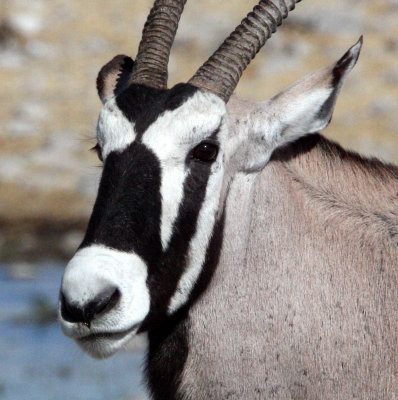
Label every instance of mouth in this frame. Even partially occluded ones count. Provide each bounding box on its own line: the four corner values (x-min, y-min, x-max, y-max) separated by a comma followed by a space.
75, 323, 140, 358
77, 323, 139, 341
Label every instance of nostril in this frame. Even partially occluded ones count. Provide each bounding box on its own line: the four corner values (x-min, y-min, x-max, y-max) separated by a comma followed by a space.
60, 291, 86, 324
88, 286, 121, 319
60, 286, 121, 326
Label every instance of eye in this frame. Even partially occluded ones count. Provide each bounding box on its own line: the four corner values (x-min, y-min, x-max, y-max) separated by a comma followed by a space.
90, 143, 103, 162
192, 142, 219, 163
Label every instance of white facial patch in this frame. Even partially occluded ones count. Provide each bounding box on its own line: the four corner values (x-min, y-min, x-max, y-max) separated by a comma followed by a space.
97, 97, 137, 160
142, 90, 226, 250
59, 245, 150, 358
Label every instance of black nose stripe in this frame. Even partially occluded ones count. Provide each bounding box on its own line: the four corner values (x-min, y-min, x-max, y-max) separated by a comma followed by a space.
79, 142, 163, 266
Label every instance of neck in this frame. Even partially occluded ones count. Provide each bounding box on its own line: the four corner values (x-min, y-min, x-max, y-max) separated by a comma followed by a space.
144, 133, 398, 400
271, 134, 398, 246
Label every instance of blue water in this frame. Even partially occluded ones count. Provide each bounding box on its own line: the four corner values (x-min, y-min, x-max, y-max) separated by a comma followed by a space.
0, 263, 147, 400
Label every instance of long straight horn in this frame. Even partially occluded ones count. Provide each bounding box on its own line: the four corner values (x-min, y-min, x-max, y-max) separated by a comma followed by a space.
189, 0, 301, 102
130, 0, 187, 89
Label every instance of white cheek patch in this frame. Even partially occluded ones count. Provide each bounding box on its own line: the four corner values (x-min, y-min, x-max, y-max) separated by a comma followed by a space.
143, 90, 226, 250
97, 97, 137, 160
60, 245, 150, 335
158, 163, 187, 250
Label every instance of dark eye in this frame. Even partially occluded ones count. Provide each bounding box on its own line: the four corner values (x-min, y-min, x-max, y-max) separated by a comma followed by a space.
90, 143, 103, 162
192, 142, 219, 162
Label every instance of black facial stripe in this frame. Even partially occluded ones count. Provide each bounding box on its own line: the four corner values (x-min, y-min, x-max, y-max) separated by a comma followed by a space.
155, 126, 223, 316
136, 122, 221, 329
79, 142, 163, 266
144, 210, 225, 400
116, 83, 199, 137
141, 157, 214, 328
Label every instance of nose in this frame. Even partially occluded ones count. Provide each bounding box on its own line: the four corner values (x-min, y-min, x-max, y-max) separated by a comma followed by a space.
60, 286, 120, 327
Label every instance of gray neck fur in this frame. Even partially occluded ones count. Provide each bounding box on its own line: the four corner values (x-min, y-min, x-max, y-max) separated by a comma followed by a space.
179, 133, 398, 399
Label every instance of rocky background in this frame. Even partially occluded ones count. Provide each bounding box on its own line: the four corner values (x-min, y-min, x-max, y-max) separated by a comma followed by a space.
1, 0, 397, 261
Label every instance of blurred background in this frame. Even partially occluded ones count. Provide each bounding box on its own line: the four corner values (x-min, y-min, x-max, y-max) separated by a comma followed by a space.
0, 0, 397, 399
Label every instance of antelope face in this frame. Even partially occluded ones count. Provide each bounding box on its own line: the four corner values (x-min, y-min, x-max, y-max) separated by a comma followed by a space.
59, 0, 361, 359
58, 0, 300, 359
59, 80, 229, 358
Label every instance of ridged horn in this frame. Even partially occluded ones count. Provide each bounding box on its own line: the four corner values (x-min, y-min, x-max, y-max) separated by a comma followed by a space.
130, 0, 187, 89
189, 0, 301, 102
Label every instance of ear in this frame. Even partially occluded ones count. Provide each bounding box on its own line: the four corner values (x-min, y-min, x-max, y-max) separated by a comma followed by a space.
235, 37, 363, 172
96, 55, 134, 104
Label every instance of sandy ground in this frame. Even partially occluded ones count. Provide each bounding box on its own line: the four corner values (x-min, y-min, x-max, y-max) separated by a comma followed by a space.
0, 0, 397, 259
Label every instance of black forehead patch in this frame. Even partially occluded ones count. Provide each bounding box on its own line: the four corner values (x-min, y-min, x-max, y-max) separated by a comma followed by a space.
115, 83, 199, 137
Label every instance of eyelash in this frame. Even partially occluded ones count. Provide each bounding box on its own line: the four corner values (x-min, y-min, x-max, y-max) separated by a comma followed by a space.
90, 143, 103, 162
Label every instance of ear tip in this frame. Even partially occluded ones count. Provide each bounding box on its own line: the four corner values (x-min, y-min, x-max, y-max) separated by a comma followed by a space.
97, 54, 135, 104
334, 37, 363, 74
348, 36, 363, 66
351, 35, 364, 54
100, 55, 134, 75
111, 54, 134, 70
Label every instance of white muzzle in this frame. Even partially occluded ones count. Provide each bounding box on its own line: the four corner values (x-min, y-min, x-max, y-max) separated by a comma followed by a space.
59, 245, 150, 359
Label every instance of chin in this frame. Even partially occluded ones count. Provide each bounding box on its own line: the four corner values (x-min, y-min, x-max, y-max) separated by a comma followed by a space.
75, 326, 139, 359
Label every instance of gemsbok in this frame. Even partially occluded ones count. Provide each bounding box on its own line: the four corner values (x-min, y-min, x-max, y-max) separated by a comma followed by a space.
59, 0, 398, 399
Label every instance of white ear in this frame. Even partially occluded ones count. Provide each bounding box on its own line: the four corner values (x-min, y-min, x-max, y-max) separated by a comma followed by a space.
241, 37, 362, 171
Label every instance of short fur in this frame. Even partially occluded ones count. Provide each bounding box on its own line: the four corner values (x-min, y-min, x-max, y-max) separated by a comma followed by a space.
58, 31, 398, 400
174, 132, 398, 400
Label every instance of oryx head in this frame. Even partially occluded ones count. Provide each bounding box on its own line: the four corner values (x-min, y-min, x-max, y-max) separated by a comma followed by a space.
59, 0, 362, 358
